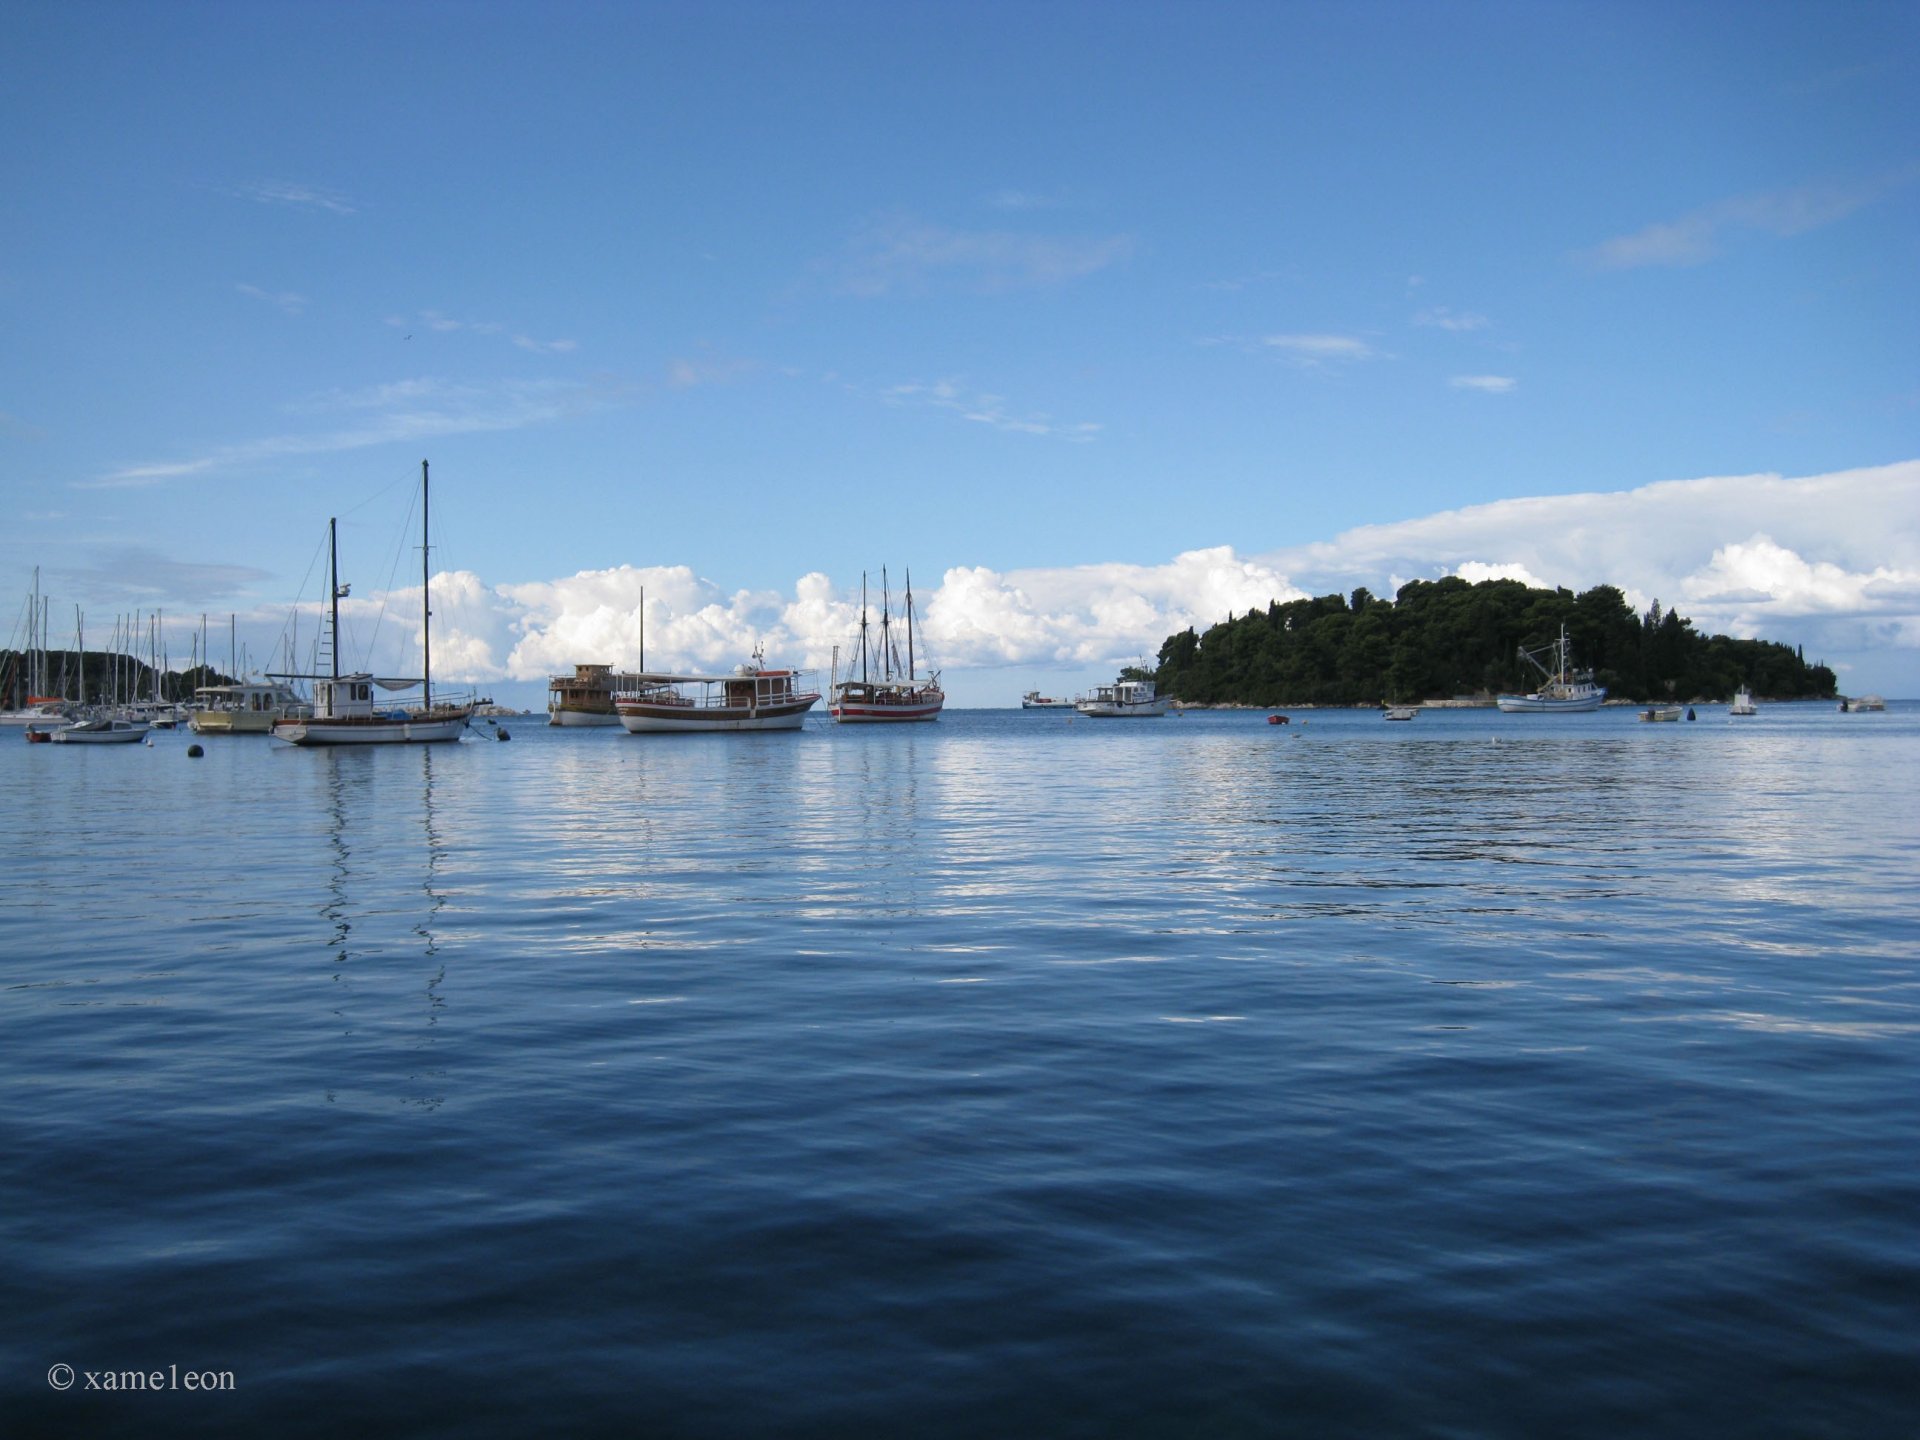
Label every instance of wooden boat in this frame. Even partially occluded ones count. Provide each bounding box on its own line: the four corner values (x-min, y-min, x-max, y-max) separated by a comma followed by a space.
615, 651, 819, 733
548, 664, 627, 727
830, 570, 943, 723
272, 461, 475, 746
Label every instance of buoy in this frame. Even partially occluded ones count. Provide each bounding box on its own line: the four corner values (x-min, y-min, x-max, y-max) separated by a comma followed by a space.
187, 744, 204, 758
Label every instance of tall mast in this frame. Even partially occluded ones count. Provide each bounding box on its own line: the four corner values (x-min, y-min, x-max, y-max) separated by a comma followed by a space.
421, 459, 432, 708
328, 519, 341, 682
880, 567, 892, 682
858, 573, 870, 685
905, 569, 915, 682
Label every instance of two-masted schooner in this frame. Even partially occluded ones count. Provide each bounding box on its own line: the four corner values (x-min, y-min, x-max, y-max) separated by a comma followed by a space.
272, 461, 476, 745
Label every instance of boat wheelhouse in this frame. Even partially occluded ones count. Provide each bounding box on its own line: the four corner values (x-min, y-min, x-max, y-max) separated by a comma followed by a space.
615, 655, 819, 733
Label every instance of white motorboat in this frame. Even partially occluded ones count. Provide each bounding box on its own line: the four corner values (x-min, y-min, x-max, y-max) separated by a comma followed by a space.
49, 716, 151, 744
1729, 687, 1757, 716
1075, 677, 1170, 718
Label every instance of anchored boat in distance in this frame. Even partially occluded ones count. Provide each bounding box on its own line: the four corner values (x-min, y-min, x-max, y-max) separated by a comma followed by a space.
1496, 625, 1606, 713
1075, 676, 1171, 718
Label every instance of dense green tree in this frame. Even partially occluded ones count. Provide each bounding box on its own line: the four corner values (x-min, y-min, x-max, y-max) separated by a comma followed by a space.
1153, 580, 1836, 706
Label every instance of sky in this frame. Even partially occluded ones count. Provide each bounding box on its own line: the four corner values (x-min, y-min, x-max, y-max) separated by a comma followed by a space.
3, 0, 1917, 706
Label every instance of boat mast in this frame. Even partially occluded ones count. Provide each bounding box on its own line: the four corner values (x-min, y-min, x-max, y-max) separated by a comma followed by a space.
859, 573, 870, 685
421, 459, 432, 710
328, 519, 341, 682
905, 568, 915, 683
880, 567, 892, 683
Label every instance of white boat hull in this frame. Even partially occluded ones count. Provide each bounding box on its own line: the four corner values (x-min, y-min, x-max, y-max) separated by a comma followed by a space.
1075, 700, 1170, 718
547, 707, 621, 727
190, 709, 284, 735
1495, 693, 1604, 713
50, 721, 152, 744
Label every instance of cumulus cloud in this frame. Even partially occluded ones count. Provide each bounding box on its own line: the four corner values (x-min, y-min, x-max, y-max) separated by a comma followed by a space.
163, 461, 1920, 699
1262, 460, 1920, 666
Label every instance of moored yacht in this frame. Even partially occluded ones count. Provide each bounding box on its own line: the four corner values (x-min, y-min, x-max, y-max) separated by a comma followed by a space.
1076, 677, 1170, 718
272, 461, 476, 746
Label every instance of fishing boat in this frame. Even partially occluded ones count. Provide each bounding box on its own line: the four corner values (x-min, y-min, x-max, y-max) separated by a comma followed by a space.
189, 680, 310, 735
1729, 687, 1757, 716
1384, 705, 1419, 721
1495, 625, 1606, 713
49, 716, 151, 744
1075, 677, 1170, 718
548, 664, 626, 727
615, 649, 819, 733
272, 461, 476, 746
1021, 691, 1074, 709
829, 570, 944, 723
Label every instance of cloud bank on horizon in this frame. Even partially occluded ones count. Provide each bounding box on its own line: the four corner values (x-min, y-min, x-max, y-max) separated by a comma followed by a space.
333, 461, 1914, 692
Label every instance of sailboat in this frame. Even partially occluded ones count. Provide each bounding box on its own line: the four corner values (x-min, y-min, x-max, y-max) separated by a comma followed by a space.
829, 569, 944, 723
272, 461, 475, 745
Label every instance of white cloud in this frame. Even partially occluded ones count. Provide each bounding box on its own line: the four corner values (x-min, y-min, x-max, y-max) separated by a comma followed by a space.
1582, 172, 1914, 269
834, 214, 1134, 296
236, 181, 356, 215
1262, 333, 1376, 363
1415, 306, 1489, 331
1450, 375, 1515, 393
881, 377, 1100, 441
237, 283, 307, 317
85, 377, 605, 488
1261, 460, 1920, 668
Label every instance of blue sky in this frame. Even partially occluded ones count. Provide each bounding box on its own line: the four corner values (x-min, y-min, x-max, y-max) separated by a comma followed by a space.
4, 0, 1917, 705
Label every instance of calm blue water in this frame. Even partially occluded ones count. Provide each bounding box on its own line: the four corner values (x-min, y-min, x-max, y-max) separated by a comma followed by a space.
4, 703, 1917, 1437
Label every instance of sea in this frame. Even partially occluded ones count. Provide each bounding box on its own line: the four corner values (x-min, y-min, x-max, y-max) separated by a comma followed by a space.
3, 702, 1917, 1439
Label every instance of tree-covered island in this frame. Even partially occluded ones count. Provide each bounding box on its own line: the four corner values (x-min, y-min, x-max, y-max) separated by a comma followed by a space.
1154, 577, 1836, 707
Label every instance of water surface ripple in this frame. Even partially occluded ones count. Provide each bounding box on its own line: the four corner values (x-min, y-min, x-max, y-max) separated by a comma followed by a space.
3, 704, 1916, 1437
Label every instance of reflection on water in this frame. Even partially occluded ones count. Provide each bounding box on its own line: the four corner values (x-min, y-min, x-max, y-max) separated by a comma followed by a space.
3, 706, 1917, 1438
